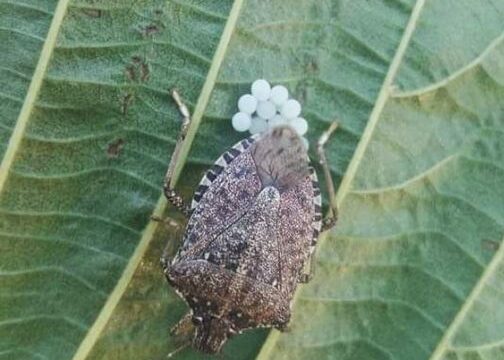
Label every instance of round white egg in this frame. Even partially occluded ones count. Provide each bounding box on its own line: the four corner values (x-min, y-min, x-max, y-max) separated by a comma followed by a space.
269, 114, 287, 128
249, 116, 268, 134
270, 85, 289, 106
256, 100, 276, 120
251, 79, 271, 101
281, 99, 301, 119
290, 117, 308, 136
237, 94, 257, 114
231, 112, 251, 132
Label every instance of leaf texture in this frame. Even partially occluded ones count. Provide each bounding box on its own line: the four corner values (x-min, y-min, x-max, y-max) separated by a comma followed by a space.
259, 1, 504, 359
0, 1, 503, 360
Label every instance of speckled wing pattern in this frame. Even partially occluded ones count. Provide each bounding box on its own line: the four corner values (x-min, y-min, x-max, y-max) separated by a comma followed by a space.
177, 136, 263, 258
202, 186, 281, 280
175, 126, 321, 298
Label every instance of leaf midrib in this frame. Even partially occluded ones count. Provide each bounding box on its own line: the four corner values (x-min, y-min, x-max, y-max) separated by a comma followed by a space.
258, 1, 504, 358
0, 0, 70, 194
257, 0, 427, 357
70, 1, 245, 358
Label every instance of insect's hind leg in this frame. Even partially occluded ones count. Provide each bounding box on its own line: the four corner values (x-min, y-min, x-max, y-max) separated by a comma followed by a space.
317, 122, 339, 232
163, 90, 192, 217
166, 312, 192, 358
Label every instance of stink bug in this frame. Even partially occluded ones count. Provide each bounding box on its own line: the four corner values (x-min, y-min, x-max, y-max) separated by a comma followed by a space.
160, 90, 338, 354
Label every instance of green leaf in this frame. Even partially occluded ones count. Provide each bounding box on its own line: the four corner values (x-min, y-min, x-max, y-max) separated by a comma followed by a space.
1, 1, 503, 360
259, 1, 504, 359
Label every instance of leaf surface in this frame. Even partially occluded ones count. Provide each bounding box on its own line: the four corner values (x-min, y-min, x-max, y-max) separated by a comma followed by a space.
259, 1, 504, 359
1, 1, 503, 360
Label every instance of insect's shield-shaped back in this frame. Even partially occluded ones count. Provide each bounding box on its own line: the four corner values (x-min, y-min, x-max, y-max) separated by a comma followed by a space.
163, 85, 333, 355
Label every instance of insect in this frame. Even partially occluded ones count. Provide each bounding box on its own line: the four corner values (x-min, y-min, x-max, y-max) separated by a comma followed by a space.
160, 90, 338, 354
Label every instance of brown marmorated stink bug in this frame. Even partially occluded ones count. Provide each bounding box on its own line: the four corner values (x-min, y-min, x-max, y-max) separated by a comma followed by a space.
159, 90, 338, 355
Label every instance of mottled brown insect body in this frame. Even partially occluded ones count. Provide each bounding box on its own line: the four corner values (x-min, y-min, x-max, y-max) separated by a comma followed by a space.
161, 91, 337, 354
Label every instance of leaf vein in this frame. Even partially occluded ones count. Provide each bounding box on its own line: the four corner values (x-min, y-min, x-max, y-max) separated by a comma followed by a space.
392, 30, 504, 98
0, 267, 106, 299
429, 235, 504, 359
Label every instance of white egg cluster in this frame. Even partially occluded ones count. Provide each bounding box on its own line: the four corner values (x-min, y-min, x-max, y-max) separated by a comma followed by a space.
231, 79, 309, 148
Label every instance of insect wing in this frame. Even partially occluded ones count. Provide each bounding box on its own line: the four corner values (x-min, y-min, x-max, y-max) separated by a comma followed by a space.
179, 139, 263, 257
205, 186, 281, 285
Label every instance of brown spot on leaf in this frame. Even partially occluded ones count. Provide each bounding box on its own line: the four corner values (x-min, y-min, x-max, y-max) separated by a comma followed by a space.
125, 56, 150, 83
120, 93, 134, 115
138, 23, 162, 37
140, 62, 150, 82
107, 138, 125, 159
81, 8, 102, 18
125, 65, 136, 81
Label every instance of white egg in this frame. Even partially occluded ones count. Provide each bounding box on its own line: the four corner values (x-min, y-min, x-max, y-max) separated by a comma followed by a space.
237, 94, 257, 114
231, 112, 251, 132
256, 100, 276, 120
270, 85, 289, 106
289, 117, 308, 136
269, 114, 287, 128
249, 116, 268, 134
280, 99, 301, 119
251, 79, 271, 101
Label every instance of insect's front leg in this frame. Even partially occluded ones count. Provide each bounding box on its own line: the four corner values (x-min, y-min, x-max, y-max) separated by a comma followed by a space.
163, 90, 192, 217
317, 122, 339, 232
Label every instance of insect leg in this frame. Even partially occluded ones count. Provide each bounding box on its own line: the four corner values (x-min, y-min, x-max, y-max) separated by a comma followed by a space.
163, 89, 192, 217
166, 312, 194, 357
170, 311, 193, 336
299, 124, 339, 283
317, 122, 339, 232
156, 217, 183, 270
